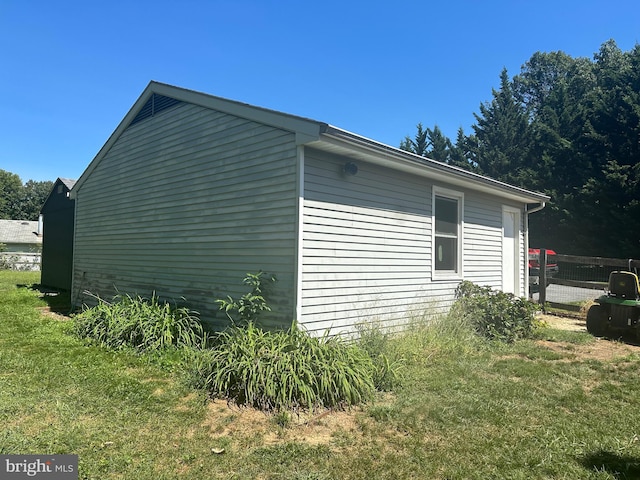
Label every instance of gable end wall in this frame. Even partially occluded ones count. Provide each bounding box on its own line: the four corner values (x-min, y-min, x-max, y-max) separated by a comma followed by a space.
72, 102, 299, 329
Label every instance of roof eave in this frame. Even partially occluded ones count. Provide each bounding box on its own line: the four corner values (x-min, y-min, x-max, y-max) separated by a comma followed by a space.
308, 125, 549, 206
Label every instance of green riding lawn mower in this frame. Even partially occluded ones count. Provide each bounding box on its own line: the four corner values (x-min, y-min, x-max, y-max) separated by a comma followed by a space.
586, 269, 640, 337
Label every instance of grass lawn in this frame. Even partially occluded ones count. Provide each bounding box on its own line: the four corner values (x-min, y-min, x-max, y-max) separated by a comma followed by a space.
2, 271, 640, 479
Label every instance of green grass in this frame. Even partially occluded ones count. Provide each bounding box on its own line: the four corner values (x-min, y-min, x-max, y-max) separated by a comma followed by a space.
3, 271, 640, 479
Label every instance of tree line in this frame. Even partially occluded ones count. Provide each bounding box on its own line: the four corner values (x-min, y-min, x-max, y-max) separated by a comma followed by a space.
0, 170, 53, 221
401, 39, 640, 258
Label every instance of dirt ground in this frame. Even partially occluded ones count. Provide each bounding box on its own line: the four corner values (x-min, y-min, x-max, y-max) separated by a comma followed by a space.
537, 313, 640, 361
200, 398, 365, 451
538, 313, 587, 332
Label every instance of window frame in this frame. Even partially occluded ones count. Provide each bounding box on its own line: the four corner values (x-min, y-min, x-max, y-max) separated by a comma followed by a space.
432, 186, 464, 280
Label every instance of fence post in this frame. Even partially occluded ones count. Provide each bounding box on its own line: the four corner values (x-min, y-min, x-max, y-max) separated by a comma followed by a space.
539, 249, 547, 310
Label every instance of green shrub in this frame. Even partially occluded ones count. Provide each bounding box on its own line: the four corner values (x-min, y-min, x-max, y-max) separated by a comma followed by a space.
453, 281, 539, 342
74, 292, 205, 351
215, 271, 277, 324
190, 321, 375, 412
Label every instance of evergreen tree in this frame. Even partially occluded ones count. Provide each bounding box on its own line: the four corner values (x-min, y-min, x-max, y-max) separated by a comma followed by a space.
426, 125, 452, 163
400, 123, 429, 156
401, 40, 640, 256
471, 68, 532, 185
449, 128, 477, 171
400, 123, 459, 165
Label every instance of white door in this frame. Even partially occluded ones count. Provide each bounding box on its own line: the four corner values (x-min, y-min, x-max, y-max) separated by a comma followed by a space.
502, 207, 520, 294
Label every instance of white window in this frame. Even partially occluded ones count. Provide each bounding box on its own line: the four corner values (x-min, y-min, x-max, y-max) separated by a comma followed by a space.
433, 187, 463, 278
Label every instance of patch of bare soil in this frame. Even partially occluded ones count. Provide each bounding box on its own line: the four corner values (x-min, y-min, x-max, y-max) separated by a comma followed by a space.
537, 313, 640, 361
37, 306, 71, 321
538, 313, 586, 332
201, 399, 367, 450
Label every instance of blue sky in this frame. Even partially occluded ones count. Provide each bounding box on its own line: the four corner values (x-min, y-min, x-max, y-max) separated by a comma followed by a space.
1, 0, 639, 182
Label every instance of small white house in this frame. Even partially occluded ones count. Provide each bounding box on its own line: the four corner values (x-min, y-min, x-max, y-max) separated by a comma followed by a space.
70, 82, 548, 334
0, 219, 42, 270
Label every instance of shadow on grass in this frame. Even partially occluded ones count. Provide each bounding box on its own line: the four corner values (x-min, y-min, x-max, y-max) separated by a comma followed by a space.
20, 283, 73, 316
598, 332, 640, 348
579, 450, 640, 478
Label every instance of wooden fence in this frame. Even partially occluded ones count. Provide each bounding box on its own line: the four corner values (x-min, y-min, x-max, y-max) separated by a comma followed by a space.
535, 250, 640, 312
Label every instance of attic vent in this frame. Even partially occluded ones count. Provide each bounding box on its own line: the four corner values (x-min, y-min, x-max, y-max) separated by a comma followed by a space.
129, 93, 183, 126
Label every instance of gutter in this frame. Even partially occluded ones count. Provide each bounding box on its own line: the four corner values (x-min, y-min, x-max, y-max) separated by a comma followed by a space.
526, 202, 546, 214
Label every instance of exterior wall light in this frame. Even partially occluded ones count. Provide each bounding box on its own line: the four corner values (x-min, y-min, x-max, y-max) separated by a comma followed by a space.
343, 162, 358, 176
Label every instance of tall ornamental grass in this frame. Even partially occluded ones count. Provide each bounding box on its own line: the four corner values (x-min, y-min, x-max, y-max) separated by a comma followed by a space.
190, 321, 376, 412
74, 292, 205, 351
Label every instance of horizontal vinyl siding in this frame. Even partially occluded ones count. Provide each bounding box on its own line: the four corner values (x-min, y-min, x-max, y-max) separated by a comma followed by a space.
463, 193, 504, 289
464, 195, 526, 296
300, 149, 529, 335
73, 103, 298, 328
301, 149, 438, 335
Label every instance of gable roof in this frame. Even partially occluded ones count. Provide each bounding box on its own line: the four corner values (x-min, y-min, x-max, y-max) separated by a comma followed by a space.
0, 220, 42, 245
60, 178, 76, 190
40, 177, 77, 215
73, 81, 549, 206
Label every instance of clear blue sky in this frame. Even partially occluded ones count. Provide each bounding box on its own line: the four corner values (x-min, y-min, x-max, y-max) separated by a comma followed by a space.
1, 0, 639, 182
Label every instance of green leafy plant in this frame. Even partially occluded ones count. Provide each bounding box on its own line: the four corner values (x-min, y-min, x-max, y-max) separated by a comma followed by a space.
73, 291, 205, 351
453, 281, 539, 342
190, 321, 375, 412
215, 271, 277, 324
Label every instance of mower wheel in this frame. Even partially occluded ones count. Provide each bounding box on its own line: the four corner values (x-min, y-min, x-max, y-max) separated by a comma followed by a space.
586, 304, 608, 337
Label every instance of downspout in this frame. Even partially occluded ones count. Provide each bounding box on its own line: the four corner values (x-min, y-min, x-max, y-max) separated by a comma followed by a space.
524, 202, 546, 298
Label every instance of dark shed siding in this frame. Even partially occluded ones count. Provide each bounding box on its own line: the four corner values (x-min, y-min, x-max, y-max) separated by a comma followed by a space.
40, 179, 75, 290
